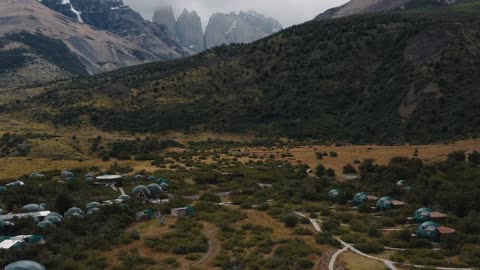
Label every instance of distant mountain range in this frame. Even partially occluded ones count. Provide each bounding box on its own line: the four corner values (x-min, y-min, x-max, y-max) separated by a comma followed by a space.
4, 0, 480, 144
152, 6, 283, 52
0, 0, 282, 87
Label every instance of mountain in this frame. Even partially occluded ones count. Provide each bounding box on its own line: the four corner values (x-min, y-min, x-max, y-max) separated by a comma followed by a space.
0, 0, 160, 87
204, 10, 283, 49
3, 1, 480, 143
152, 5, 177, 40
315, 0, 464, 19
40, 0, 188, 60
176, 9, 205, 53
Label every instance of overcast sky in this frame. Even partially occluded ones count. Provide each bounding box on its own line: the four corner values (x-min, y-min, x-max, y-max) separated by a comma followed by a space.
123, 0, 349, 29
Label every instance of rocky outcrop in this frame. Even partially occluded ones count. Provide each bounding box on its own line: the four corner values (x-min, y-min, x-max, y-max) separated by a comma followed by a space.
40, 0, 188, 60
0, 0, 164, 86
204, 10, 282, 49
152, 5, 177, 40
315, 0, 461, 19
175, 9, 205, 53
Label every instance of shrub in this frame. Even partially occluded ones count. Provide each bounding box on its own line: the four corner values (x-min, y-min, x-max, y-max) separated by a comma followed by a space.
283, 214, 299, 228
343, 164, 357, 174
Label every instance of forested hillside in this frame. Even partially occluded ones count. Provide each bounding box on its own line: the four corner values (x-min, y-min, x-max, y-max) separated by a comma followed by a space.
3, 2, 480, 144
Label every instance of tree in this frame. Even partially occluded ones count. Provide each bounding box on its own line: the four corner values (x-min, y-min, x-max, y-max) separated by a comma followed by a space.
315, 164, 326, 177
469, 151, 480, 165
326, 168, 336, 177
55, 193, 75, 214
343, 164, 357, 174
284, 214, 299, 228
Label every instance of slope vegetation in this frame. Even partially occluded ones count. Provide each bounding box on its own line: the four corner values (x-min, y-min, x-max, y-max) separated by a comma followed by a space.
3, 2, 480, 144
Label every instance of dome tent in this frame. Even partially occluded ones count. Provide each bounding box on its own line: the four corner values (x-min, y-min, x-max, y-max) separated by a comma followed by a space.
413, 208, 433, 223
117, 194, 131, 202
147, 184, 163, 197
37, 220, 55, 229
64, 207, 85, 218
86, 202, 101, 211
61, 171, 75, 179
396, 180, 406, 187
85, 177, 95, 183
0, 186, 7, 192
147, 176, 157, 182
29, 173, 45, 179
328, 189, 341, 198
132, 185, 151, 199
416, 221, 441, 241
87, 208, 101, 215
376, 196, 394, 210
84, 173, 94, 179
6, 181, 25, 187
352, 192, 369, 205
22, 204, 45, 213
5, 260, 46, 270
45, 215, 63, 225
134, 174, 144, 181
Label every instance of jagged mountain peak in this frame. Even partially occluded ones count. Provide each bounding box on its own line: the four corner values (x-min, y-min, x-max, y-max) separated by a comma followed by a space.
204, 10, 282, 49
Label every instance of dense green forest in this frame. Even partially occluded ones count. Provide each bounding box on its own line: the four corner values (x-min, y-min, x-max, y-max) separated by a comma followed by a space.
3, 2, 480, 143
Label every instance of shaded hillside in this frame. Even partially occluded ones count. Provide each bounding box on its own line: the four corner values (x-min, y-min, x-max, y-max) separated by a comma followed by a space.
3, 2, 480, 144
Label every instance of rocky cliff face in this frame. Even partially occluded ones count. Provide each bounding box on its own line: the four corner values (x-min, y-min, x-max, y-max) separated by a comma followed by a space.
40, 0, 188, 60
152, 5, 177, 40
0, 0, 161, 87
315, 0, 461, 19
204, 10, 282, 49
175, 9, 205, 53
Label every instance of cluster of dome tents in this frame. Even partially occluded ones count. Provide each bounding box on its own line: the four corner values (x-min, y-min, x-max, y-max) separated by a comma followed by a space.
328, 188, 455, 241
131, 176, 170, 199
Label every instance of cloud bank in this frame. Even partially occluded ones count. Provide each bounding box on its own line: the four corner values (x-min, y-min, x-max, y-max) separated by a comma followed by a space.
123, 0, 349, 28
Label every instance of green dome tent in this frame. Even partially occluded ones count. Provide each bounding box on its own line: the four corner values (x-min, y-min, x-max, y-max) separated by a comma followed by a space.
61, 171, 75, 179
416, 221, 441, 241
0, 186, 7, 193
22, 204, 45, 213
86, 202, 101, 211
353, 192, 369, 205
143, 209, 155, 219
6, 181, 25, 187
328, 189, 342, 199
37, 220, 55, 229
376, 197, 394, 210
117, 194, 131, 202
45, 215, 63, 225
29, 173, 45, 179
147, 176, 157, 182
132, 185, 151, 199
147, 184, 163, 197
87, 208, 101, 215
413, 208, 433, 223
64, 207, 85, 218
5, 260, 46, 270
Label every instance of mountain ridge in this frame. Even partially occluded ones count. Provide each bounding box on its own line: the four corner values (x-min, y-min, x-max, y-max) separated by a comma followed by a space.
2, 1, 480, 144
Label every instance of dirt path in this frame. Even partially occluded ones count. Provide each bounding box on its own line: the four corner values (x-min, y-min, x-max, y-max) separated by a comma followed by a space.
190, 223, 221, 269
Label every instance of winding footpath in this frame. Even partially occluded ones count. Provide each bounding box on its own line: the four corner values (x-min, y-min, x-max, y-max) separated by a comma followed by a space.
294, 212, 472, 270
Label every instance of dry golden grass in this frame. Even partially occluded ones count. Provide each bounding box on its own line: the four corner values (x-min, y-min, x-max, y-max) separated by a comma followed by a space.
0, 157, 155, 179
339, 252, 386, 270
237, 139, 480, 174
